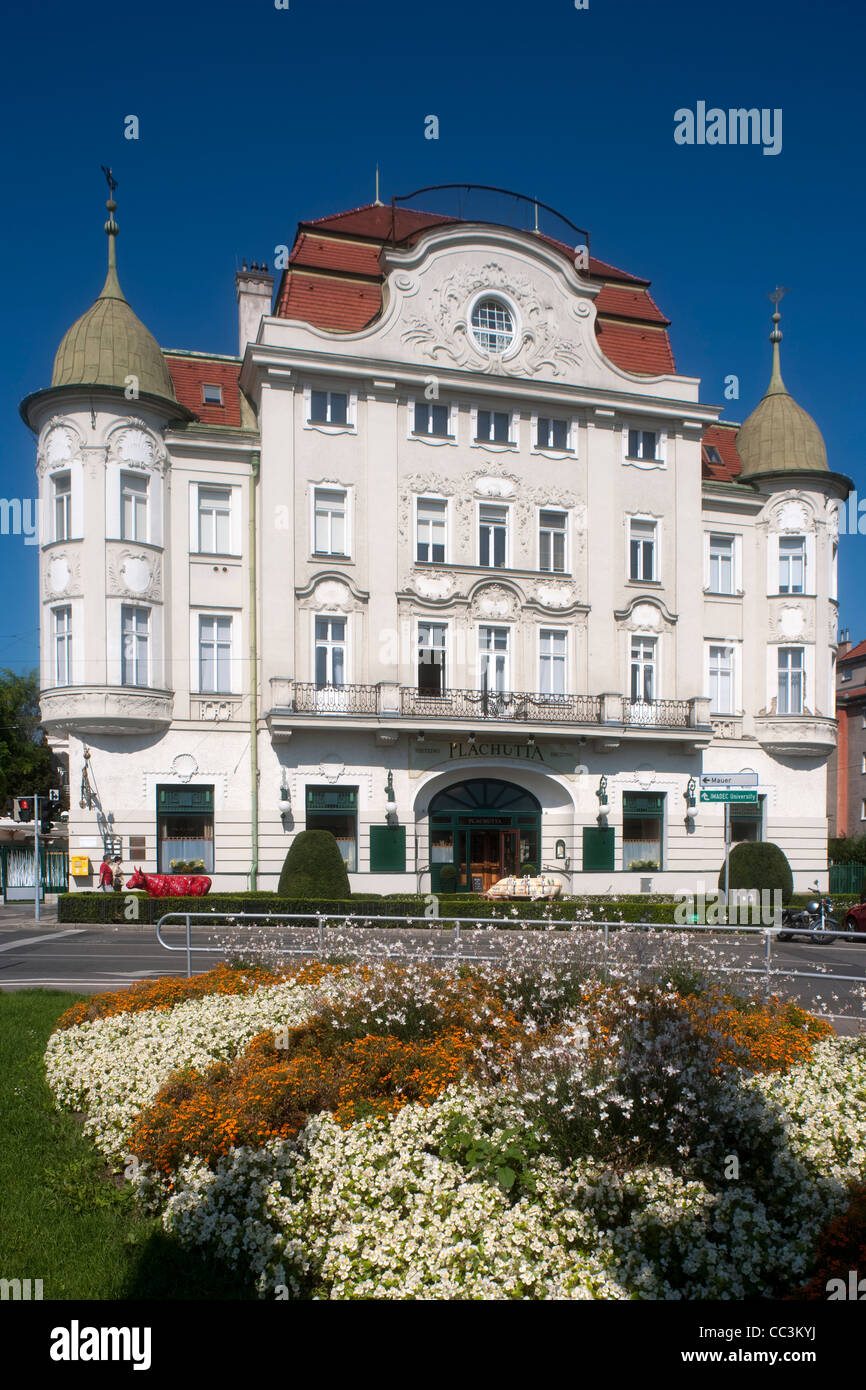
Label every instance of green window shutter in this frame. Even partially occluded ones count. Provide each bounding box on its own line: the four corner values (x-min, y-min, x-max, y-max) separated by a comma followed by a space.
622, 793, 665, 815
370, 825, 406, 873
157, 785, 214, 812
582, 826, 615, 872
306, 787, 358, 811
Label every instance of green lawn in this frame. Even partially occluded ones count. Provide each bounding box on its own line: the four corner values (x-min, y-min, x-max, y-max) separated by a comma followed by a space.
0, 990, 253, 1299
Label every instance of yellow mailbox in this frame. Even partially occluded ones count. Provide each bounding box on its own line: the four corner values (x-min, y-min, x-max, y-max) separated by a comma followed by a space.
69, 855, 91, 877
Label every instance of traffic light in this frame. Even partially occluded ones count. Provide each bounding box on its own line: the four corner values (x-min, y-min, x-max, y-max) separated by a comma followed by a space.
40, 813, 53, 836
15, 798, 33, 823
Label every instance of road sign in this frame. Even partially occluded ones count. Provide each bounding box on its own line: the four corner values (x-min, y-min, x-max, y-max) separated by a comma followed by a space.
700, 788, 758, 803
700, 773, 758, 788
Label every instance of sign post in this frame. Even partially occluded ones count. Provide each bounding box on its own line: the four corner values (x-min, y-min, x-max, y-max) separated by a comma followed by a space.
33, 792, 40, 924
699, 775, 760, 910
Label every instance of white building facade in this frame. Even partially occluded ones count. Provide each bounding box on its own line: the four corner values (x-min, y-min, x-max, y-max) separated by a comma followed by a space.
22, 194, 850, 893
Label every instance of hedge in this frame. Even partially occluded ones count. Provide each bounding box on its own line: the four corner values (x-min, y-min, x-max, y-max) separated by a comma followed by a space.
58, 889, 856, 927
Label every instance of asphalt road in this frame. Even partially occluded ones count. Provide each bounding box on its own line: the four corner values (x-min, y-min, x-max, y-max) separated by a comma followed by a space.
0, 902, 863, 1035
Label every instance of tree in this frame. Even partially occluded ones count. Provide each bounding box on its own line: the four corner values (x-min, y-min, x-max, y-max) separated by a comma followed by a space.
278, 829, 351, 898
718, 841, 794, 906
0, 670, 57, 810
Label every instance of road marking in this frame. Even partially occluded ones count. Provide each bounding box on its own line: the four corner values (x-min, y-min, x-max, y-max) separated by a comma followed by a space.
0, 930, 84, 953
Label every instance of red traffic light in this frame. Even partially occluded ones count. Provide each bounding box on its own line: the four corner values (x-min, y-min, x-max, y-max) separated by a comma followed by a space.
16, 798, 33, 823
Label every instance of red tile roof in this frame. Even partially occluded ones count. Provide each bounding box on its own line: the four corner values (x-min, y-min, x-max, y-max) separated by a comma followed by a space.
840, 640, 866, 665
274, 203, 677, 375
166, 354, 243, 426
702, 423, 744, 483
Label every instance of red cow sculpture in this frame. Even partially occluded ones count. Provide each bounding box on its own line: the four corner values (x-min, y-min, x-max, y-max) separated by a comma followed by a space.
127, 866, 212, 897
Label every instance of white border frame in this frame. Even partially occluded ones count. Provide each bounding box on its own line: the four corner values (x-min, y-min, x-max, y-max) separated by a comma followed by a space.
476, 620, 512, 694
622, 423, 667, 469
476, 499, 511, 569
704, 638, 741, 716
406, 397, 456, 445
190, 482, 241, 557
302, 383, 358, 434
413, 493, 450, 566
704, 530, 742, 595
537, 505, 570, 575
312, 610, 351, 687
466, 289, 522, 362
529, 411, 576, 459
192, 610, 238, 696
310, 482, 352, 560
537, 625, 569, 697
627, 514, 661, 584
470, 404, 519, 450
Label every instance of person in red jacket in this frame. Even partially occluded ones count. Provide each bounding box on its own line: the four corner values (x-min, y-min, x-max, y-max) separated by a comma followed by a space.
98, 855, 113, 892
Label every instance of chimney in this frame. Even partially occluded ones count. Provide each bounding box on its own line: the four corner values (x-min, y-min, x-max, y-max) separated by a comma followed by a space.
839, 628, 851, 658
235, 262, 274, 355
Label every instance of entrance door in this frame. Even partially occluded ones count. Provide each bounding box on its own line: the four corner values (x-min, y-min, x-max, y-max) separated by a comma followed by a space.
467, 828, 519, 891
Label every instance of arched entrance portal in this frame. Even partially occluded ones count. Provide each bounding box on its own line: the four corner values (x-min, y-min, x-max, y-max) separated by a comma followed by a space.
428, 779, 542, 893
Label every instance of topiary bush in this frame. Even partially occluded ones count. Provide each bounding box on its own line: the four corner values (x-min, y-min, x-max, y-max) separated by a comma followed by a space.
278, 830, 351, 899
438, 865, 457, 891
718, 841, 794, 906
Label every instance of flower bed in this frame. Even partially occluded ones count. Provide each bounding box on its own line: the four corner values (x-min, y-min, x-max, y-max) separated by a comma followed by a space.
44, 950, 866, 1300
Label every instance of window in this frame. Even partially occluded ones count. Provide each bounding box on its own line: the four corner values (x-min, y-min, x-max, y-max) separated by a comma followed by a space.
627, 429, 659, 461
199, 616, 232, 694
704, 445, 723, 465
310, 389, 348, 425
121, 606, 149, 687
629, 519, 657, 581
198, 487, 232, 554
52, 473, 71, 542
53, 606, 71, 686
779, 536, 806, 594
539, 630, 567, 695
471, 298, 515, 354
777, 647, 804, 714
729, 796, 764, 844
709, 644, 734, 714
479, 504, 508, 567
861, 753, 866, 774
314, 487, 348, 556
121, 473, 148, 542
536, 417, 570, 450
476, 410, 511, 444
157, 784, 214, 873
842, 668, 853, 683
708, 534, 734, 594
418, 622, 447, 695
631, 637, 656, 703
306, 786, 358, 871
539, 511, 567, 573
416, 498, 447, 563
862, 801, 866, 822
479, 626, 509, 693
202, 384, 223, 405
622, 792, 665, 870
315, 616, 346, 687
413, 402, 450, 437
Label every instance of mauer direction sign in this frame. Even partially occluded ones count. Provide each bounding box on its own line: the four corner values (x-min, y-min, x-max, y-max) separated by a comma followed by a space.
700, 773, 758, 788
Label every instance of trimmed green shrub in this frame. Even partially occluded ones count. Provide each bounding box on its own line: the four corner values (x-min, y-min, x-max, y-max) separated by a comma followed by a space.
717, 841, 794, 906
438, 865, 458, 891
277, 830, 351, 899
519, 863, 539, 876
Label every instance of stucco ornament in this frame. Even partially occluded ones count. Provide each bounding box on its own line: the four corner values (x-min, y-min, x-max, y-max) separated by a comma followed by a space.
120, 556, 152, 594
534, 582, 575, 608
401, 262, 582, 378
314, 580, 351, 610
774, 498, 813, 533
171, 754, 198, 783
44, 425, 75, 464
116, 428, 155, 466
471, 584, 519, 619
415, 573, 456, 599
778, 605, 805, 639
474, 475, 515, 498
46, 555, 71, 595
631, 604, 662, 631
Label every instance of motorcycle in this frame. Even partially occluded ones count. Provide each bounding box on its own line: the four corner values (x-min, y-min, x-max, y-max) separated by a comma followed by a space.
777, 880, 837, 945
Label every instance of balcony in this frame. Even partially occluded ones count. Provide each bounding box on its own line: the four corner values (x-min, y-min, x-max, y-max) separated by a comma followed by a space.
40, 685, 174, 735
400, 688, 603, 723
754, 713, 837, 759
265, 678, 712, 745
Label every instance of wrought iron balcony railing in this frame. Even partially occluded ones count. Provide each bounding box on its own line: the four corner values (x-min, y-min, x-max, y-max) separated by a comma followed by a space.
621, 698, 691, 728
400, 687, 603, 723
292, 682, 380, 714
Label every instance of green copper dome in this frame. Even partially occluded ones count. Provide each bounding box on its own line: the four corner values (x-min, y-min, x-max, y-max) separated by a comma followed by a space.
51, 200, 177, 404
736, 312, 827, 478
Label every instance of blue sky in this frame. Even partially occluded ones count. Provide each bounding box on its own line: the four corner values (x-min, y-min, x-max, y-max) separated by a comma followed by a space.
2, 0, 864, 672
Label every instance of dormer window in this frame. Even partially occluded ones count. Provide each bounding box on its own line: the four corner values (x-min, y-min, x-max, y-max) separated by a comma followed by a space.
470, 297, 515, 355
202, 384, 223, 406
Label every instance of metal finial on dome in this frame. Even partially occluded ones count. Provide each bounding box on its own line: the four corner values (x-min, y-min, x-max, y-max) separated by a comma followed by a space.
98, 166, 123, 301
765, 285, 790, 395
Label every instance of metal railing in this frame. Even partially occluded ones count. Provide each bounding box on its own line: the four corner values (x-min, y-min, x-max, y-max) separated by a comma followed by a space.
292, 682, 379, 714
622, 699, 691, 727
400, 687, 603, 723
155, 912, 866, 1011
